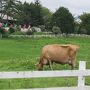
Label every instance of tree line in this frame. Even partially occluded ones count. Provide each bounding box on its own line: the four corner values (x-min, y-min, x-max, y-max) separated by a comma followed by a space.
0, 0, 90, 35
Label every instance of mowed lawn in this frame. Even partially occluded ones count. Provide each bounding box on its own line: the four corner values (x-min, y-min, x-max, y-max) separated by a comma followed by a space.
0, 37, 90, 89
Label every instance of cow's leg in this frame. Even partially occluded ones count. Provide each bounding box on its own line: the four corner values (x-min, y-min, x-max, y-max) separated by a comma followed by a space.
48, 60, 53, 70
70, 59, 76, 70
71, 64, 74, 70
68, 60, 74, 70
39, 64, 44, 70
69, 63, 74, 70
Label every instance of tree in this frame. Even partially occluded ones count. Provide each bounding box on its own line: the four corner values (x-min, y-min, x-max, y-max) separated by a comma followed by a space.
79, 13, 90, 35
5, 0, 20, 19
41, 7, 53, 31
18, 2, 32, 25
17, 0, 44, 26
0, 0, 7, 20
0, 0, 21, 22
41, 7, 52, 24
12, 1, 23, 24
51, 7, 74, 35
32, 0, 44, 26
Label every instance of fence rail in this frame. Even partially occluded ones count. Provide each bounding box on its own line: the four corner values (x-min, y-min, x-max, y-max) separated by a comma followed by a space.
9, 34, 90, 38
0, 61, 90, 90
0, 69, 90, 79
19, 86, 90, 90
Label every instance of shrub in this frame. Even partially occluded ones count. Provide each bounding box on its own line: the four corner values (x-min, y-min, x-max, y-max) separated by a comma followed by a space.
39, 25, 46, 32
26, 28, 35, 35
11, 31, 26, 35
78, 28, 87, 34
52, 26, 62, 35
16, 26, 21, 31
31, 27, 41, 32
9, 28, 15, 34
0, 28, 9, 38
85, 25, 90, 35
0, 28, 5, 34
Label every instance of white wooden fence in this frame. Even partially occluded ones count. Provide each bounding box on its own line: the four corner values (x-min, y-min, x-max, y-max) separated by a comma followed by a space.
9, 34, 90, 38
0, 61, 90, 90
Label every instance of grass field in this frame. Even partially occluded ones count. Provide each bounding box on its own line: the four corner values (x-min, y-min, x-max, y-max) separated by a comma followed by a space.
0, 37, 90, 89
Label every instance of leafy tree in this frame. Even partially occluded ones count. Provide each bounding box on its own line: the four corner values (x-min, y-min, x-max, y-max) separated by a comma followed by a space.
0, 0, 7, 20
0, 0, 21, 22
16, 0, 44, 26
41, 7, 52, 31
32, 0, 44, 26
41, 7, 52, 24
52, 7, 74, 35
18, 2, 31, 25
79, 13, 90, 34
13, 1, 23, 24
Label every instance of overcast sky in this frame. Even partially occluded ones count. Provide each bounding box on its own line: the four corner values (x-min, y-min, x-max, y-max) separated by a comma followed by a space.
19, 0, 90, 16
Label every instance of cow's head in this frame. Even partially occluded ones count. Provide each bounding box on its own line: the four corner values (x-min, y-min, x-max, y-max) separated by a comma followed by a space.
35, 62, 43, 70
35, 57, 43, 70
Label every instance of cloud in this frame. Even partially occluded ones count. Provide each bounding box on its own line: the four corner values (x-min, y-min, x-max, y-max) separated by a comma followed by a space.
58, 0, 90, 15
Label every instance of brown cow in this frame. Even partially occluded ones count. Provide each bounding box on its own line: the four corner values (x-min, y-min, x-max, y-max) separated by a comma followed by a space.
36, 44, 79, 70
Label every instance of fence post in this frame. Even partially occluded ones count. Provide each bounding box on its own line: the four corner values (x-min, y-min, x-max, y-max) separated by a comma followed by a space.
78, 61, 86, 87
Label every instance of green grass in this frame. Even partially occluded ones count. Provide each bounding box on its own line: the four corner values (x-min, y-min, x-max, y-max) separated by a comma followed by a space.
0, 37, 90, 89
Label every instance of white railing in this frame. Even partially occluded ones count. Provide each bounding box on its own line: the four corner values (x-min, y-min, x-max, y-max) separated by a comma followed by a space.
0, 61, 90, 90
9, 34, 90, 38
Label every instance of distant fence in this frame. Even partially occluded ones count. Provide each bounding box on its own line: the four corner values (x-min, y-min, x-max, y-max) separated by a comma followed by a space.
9, 34, 90, 38
0, 61, 90, 90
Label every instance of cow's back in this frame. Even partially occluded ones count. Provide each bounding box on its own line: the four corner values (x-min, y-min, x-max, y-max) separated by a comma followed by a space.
41, 44, 71, 63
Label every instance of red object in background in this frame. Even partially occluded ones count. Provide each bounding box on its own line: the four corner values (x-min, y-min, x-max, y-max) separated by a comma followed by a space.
0, 22, 3, 28
9, 24, 13, 28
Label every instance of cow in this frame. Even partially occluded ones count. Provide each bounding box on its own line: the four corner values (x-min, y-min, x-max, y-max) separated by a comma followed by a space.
36, 44, 79, 70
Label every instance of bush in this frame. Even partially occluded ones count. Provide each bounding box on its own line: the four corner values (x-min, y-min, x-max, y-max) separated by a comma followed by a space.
26, 28, 35, 35
0, 28, 9, 38
39, 25, 46, 32
78, 28, 87, 34
52, 26, 62, 35
16, 26, 21, 31
0, 28, 5, 34
31, 27, 41, 32
11, 31, 26, 35
45, 21, 52, 32
9, 28, 15, 34
85, 25, 90, 35
30, 27, 36, 32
